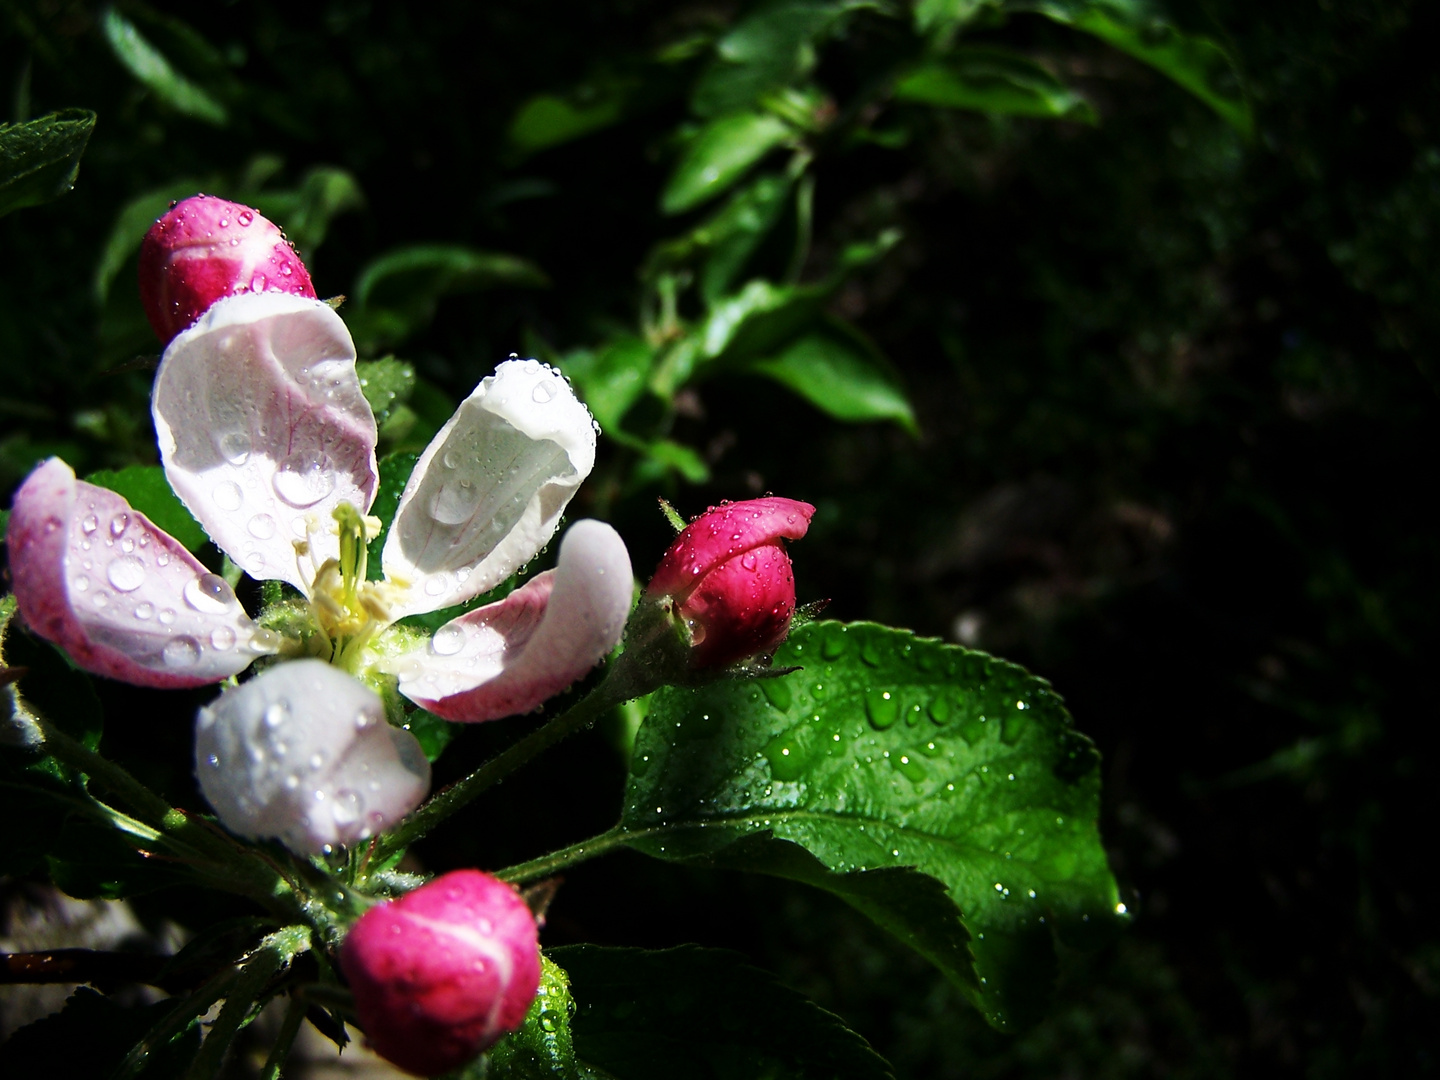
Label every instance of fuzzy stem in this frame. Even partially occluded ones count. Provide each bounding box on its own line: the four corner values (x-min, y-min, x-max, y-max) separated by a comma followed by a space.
494, 826, 630, 884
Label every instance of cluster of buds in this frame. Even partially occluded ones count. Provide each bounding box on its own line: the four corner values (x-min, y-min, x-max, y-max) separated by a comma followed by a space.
6, 194, 818, 1077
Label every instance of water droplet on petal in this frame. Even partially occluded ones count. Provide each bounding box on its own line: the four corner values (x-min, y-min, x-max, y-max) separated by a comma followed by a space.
218, 430, 251, 465
272, 450, 336, 508
424, 574, 448, 597
210, 626, 236, 651
184, 573, 236, 614
134, 602, 154, 620
109, 513, 128, 538
430, 624, 464, 656
158, 608, 176, 625
263, 700, 290, 728
107, 556, 146, 592
162, 636, 201, 667
247, 514, 277, 539
532, 380, 555, 403
81, 514, 99, 535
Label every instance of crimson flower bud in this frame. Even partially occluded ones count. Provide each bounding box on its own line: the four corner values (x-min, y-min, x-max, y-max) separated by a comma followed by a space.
645, 496, 815, 668
138, 194, 316, 346
339, 870, 541, 1077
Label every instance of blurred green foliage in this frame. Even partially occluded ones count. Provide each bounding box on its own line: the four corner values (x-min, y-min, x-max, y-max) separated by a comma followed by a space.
1, 0, 1435, 1076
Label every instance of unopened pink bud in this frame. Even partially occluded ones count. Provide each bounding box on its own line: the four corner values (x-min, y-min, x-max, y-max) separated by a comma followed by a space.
646, 496, 815, 668
138, 194, 316, 346
339, 870, 541, 1077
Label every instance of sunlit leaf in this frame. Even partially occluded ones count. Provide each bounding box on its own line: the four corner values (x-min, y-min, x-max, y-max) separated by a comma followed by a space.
100, 7, 228, 126
560, 337, 654, 433
895, 49, 1096, 123
485, 955, 581, 1079
0, 109, 96, 219
621, 620, 1126, 1029
509, 85, 629, 154
747, 323, 918, 431
662, 114, 793, 215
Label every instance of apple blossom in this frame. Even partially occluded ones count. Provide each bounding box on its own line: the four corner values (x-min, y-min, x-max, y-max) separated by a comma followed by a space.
5, 202, 634, 854
645, 497, 815, 668
339, 869, 542, 1077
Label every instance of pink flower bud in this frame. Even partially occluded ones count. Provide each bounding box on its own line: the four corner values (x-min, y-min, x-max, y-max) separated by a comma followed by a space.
339, 870, 541, 1077
138, 195, 316, 346
645, 497, 815, 668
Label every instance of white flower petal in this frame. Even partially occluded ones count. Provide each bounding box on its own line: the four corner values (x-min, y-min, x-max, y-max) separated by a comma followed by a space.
152, 293, 379, 594
6, 458, 262, 688
195, 660, 431, 856
380, 359, 596, 620
388, 520, 632, 722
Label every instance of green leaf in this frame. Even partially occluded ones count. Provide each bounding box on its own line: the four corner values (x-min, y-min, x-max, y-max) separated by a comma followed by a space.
101, 7, 228, 126
894, 49, 1096, 123
641, 439, 709, 484
560, 338, 655, 433
914, 0, 994, 35
662, 114, 793, 215
552, 944, 894, 1080
485, 954, 582, 1079
403, 708, 459, 763
356, 357, 417, 427
365, 452, 420, 580
252, 166, 365, 256
1018, 0, 1252, 135
697, 173, 796, 302
86, 465, 207, 553
3, 595, 104, 753
619, 620, 1125, 1030
748, 323, 918, 432
0, 109, 96, 219
350, 244, 548, 350
93, 184, 202, 303
693, 1, 852, 119
509, 85, 628, 155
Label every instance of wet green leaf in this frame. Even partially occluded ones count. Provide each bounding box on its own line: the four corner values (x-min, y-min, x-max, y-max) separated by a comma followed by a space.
895, 49, 1096, 123
560, 338, 654, 433
86, 465, 207, 553
748, 323, 917, 431
1018, 0, 1252, 134
101, 7, 228, 126
553, 944, 894, 1080
485, 955, 582, 1079
403, 708, 459, 763
356, 357, 417, 427
620, 620, 1125, 1030
0, 109, 96, 219
662, 114, 793, 215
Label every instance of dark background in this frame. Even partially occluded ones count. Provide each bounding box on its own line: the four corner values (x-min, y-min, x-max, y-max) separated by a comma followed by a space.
3, 1, 1437, 1075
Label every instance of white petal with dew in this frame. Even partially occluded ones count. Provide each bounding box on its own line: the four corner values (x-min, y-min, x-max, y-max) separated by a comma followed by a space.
381, 359, 596, 620
6, 458, 262, 688
195, 659, 431, 855
152, 293, 378, 595
388, 519, 633, 722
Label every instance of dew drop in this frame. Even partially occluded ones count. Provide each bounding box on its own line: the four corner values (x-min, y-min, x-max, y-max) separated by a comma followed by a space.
109, 513, 128, 537
158, 608, 176, 625
247, 513, 277, 539
213, 481, 243, 511
263, 700, 290, 728
184, 573, 236, 614
134, 602, 154, 620
81, 514, 99, 535
162, 636, 201, 667
272, 450, 336, 508
248, 627, 282, 654
424, 574, 448, 597
859, 636, 885, 667
106, 556, 146, 592
331, 788, 364, 826
430, 624, 464, 656
210, 626, 236, 651
74, 576, 90, 593
864, 689, 901, 730
218, 430, 251, 465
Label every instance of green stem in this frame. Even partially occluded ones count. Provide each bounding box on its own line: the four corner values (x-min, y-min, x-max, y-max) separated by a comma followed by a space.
495, 826, 630, 884
372, 662, 656, 863
181, 927, 310, 1080
259, 994, 307, 1080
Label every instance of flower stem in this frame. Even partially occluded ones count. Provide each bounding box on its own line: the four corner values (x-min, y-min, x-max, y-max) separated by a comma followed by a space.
259, 993, 308, 1080
494, 826, 630, 884
372, 660, 659, 864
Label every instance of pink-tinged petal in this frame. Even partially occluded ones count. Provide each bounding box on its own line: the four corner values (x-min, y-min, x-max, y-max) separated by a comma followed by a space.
389, 520, 632, 722
645, 496, 815, 602
139, 195, 317, 346
380, 359, 596, 620
195, 660, 431, 856
6, 458, 263, 688
152, 293, 378, 593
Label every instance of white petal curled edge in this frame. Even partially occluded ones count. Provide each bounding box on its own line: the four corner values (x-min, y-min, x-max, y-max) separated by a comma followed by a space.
152, 293, 379, 595
387, 519, 633, 722
380, 359, 596, 620
6, 458, 264, 688
195, 660, 431, 856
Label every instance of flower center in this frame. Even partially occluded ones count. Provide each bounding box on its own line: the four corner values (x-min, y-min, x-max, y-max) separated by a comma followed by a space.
310, 502, 396, 671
